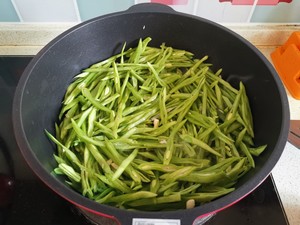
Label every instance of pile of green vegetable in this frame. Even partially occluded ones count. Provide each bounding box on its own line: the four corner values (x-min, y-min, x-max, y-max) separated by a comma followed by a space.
47, 37, 267, 211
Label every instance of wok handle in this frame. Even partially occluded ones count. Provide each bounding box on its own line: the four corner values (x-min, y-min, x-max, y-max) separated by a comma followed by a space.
126, 3, 175, 13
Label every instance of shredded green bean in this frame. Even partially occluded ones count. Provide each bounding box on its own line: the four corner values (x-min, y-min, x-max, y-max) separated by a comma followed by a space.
47, 37, 267, 211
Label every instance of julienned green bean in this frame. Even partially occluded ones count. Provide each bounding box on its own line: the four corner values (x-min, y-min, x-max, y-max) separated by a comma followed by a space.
46, 37, 267, 211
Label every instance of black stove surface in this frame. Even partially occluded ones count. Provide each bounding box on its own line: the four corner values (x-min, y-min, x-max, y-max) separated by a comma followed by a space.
0, 56, 290, 225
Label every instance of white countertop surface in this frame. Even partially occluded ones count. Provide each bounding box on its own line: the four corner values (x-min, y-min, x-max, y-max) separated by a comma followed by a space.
1, 22, 300, 225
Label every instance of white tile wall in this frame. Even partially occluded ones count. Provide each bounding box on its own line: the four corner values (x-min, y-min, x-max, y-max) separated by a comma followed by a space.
196, 0, 256, 22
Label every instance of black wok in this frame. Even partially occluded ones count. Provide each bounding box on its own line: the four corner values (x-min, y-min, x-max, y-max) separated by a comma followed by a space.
13, 3, 289, 225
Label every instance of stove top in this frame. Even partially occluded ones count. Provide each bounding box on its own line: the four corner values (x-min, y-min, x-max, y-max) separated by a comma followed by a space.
0, 56, 290, 225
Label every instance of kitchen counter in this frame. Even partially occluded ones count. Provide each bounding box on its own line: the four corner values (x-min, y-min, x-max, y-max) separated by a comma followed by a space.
1, 23, 300, 225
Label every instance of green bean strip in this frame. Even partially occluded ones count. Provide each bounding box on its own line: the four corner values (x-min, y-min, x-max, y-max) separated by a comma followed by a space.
147, 62, 167, 87
105, 191, 157, 203
239, 82, 254, 137
86, 143, 111, 174
112, 148, 138, 181
180, 134, 222, 157
249, 145, 267, 157
96, 174, 131, 193
71, 119, 105, 147
239, 141, 255, 168
138, 162, 179, 173
127, 193, 181, 207
81, 88, 112, 113
46, 131, 81, 168
184, 187, 234, 203
58, 163, 81, 182
164, 119, 187, 165
160, 166, 197, 184
179, 171, 227, 183
96, 190, 116, 204
159, 87, 168, 125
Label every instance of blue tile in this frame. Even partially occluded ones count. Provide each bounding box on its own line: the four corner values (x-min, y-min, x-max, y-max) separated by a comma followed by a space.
0, 0, 20, 22
76, 0, 134, 21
